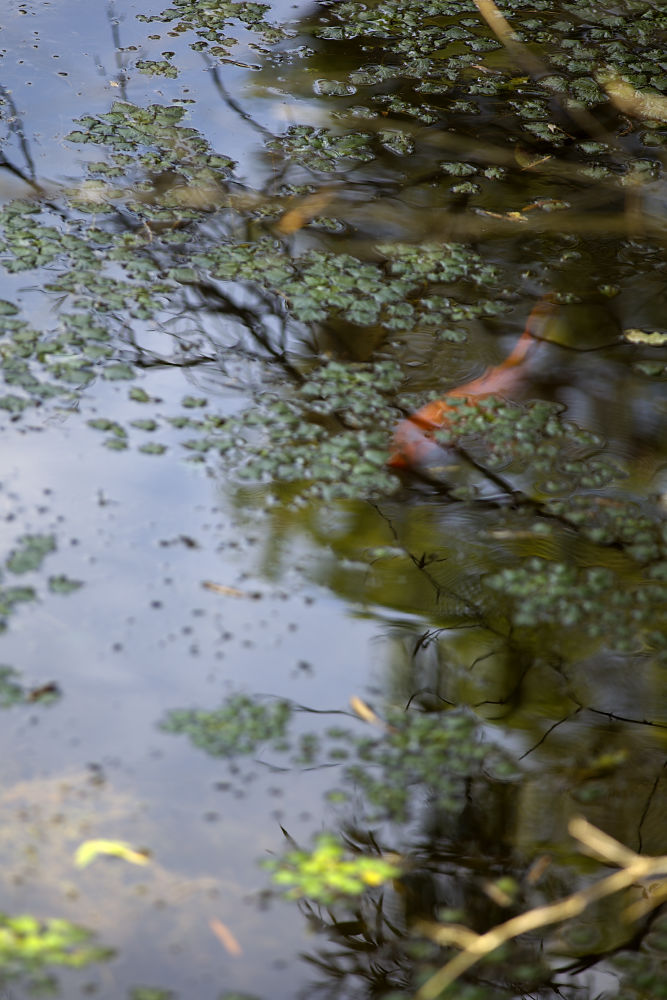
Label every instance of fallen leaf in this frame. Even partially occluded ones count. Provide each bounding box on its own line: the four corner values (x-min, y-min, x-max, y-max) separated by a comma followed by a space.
74, 839, 150, 868
624, 329, 667, 346
202, 581, 261, 598
350, 696, 387, 729
209, 917, 242, 955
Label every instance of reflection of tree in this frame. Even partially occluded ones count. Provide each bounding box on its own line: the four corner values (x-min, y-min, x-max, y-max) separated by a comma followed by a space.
276, 774, 667, 1000
162, 680, 666, 999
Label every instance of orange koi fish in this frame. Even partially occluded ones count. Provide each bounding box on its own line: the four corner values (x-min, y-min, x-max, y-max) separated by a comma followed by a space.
388, 297, 556, 471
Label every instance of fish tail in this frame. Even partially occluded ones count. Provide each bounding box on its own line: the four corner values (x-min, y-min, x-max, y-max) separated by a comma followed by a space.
388, 295, 558, 472
500, 294, 557, 369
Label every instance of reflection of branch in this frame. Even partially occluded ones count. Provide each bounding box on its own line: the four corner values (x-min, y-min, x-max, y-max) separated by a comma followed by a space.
205, 60, 277, 141
473, 0, 544, 77
601, 75, 667, 123
472, 0, 616, 147
0, 150, 43, 196
585, 706, 667, 730
637, 758, 667, 854
186, 277, 304, 380
368, 501, 458, 608
518, 708, 581, 759
519, 701, 667, 764
416, 817, 667, 1000
133, 352, 218, 369
106, 1, 129, 101
0, 83, 39, 185
472, 658, 533, 718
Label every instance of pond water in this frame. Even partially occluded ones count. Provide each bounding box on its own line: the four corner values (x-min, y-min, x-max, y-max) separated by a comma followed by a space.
0, 2, 666, 999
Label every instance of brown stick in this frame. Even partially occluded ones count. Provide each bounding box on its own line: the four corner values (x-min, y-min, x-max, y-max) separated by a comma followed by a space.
415, 817, 667, 1000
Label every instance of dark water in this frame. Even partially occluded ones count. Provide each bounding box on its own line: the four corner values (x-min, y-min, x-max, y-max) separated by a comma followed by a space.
0, 2, 666, 999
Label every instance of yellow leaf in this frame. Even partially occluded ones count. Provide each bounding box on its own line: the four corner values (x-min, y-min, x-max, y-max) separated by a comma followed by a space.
74, 839, 150, 868
624, 328, 667, 346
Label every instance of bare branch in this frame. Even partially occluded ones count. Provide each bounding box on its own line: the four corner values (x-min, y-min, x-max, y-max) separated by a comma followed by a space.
415, 818, 667, 1000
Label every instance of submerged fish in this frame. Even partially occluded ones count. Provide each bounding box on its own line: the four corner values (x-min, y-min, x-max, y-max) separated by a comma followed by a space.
388, 297, 556, 474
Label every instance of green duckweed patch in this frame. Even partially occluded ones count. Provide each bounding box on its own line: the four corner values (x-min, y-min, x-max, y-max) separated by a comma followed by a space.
263, 833, 401, 903
161, 689, 509, 826
433, 396, 620, 496
0, 667, 30, 708
160, 694, 292, 757
486, 557, 665, 653
0, 913, 113, 985
5, 534, 56, 575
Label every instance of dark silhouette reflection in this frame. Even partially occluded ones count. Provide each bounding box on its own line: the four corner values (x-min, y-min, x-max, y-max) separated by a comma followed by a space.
278, 759, 666, 1000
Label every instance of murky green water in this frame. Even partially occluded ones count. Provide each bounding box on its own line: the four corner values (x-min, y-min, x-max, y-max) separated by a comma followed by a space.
0, 1, 666, 998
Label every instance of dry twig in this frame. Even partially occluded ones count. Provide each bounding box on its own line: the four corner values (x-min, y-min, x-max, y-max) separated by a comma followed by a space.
414, 817, 667, 1000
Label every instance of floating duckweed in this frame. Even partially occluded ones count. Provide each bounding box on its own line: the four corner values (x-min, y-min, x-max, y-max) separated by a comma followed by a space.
379, 129, 416, 156
88, 419, 127, 438
0, 666, 28, 707
0, 395, 30, 413
263, 833, 401, 904
433, 396, 619, 497
6, 535, 57, 575
128, 388, 154, 403
138, 443, 168, 455
101, 364, 136, 381
137, 0, 286, 58
0, 911, 113, 979
130, 419, 159, 432
160, 694, 292, 757
48, 575, 84, 595
267, 126, 375, 173
440, 161, 477, 176
451, 182, 481, 195
218, 359, 403, 500
0, 587, 37, 623
344, 708, 491, 823
136, 58, 178, 79
486, 556, 666, 649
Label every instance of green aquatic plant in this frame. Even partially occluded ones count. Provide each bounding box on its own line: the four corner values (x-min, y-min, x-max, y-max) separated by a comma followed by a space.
137, 0, 287, 60
0, 913, 113, 985
0, 532, 82, 636
1, 92, 510, 492
5, 534, 56, 575
222, 358, 403, 501
340, 708, 493, 823
432, 396, 620, 498
194, 239, 500, 332
0, 5, 664, 1000
267, 126, 376, 173
136, 58, 178, 79
48, 575, 84, 595
160, 688, 504, 827
160, 694, 292, 757
65, 101, 234, 221
0, 587, 36, 632
130, 989, 176, 1000
263, 833, 401, 903
310, 0, 667, 116
545, 494, 666, 563
486, 556, 666, 654
0, 667, 27, 707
